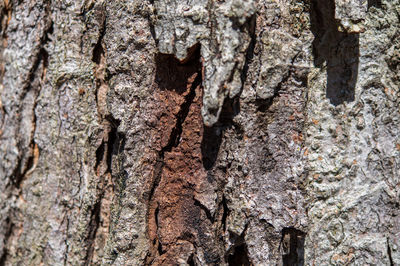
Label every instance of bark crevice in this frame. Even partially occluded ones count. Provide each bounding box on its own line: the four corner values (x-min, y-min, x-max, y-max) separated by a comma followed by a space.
310, 0, 359, 105
280, 227, 305, 266
86, 10, 118, 264
227, 224, 251, 266
387, 238, 394, 266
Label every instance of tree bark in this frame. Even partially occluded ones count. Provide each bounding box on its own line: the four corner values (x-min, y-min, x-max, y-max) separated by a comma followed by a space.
0, 0, 399, 265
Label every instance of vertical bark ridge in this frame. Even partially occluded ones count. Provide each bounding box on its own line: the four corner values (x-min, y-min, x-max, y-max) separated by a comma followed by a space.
0, 2, 52, 263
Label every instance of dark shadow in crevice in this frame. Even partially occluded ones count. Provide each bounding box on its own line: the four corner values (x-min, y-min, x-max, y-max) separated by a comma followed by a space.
201, 97, 242, 170
226, 226, 251, 266
0, 218, 13, 266
310, 0, 359, 106
368, 0, 382, 8
201, 14, 255, 171
84, 199, 101, 266
187, 253, 195, 266
241, 14, 257, 87
154, 44, 201, 94
228, 243, 251, 266
106, 118, 127, 196
281, 227, 305, 266
221, 195, 229, 232
153, 45, 202, 157
194, 197, 214, 223
387, 238, 394, 266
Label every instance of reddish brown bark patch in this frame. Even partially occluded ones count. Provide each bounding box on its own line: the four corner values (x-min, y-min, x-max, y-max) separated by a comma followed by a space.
146, 47, 219, 264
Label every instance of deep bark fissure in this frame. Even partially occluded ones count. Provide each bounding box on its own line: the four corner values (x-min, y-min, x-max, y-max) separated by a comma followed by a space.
92, 9, 107, 117
92, 13, 106, 65
162, 74, 199, 153
88, 118, 120, 263
84, 200, 102, 266
187, 253, 195, 266
221, 195, 229, 232
241, 14, 256, 89
387, 238, 394, 266
86, 115, 120, 263
228, 243, 251, 266
310, 0, 359, 106
149, 70, 201, 248
227, 224, 251, 266
280, 227, 305, 266
368, 0, 382, 8
85, 10, 119, 264
106, 117, 120, 174
95, 140, 106, 174
0, 218, 13, 266
147, 71, 200, 204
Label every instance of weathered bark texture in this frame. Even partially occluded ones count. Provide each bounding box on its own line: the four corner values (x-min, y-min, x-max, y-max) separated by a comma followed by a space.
0, 0, 399, 265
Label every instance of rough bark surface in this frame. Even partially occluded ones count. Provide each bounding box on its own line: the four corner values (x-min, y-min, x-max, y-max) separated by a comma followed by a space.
0, 0, 399, 265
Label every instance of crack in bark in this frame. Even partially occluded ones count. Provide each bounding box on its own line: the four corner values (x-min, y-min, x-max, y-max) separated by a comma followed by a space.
164, 76, 199, 152
387, 238, 394, 266
147, 50, 202, 203
227, 223, 251, 266
85, 9, 118, 264
241, 14, 256, 91
0, 218, 13, 266
280, 227, 305, 266
62, 214, 70, 266
221, 195, 229, 232
228, 242, 251, 266
368, 0, 382, 8
84, 199, 102, 266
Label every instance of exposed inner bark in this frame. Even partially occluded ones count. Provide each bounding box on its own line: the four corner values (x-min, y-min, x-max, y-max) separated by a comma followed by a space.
147, 45, 211, 264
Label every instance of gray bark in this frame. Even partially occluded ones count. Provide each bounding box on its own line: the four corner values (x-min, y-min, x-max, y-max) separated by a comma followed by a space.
0, 0, 399, 265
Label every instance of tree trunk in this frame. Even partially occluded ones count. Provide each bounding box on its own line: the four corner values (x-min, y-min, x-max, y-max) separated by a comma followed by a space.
0, 0, 399, 265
